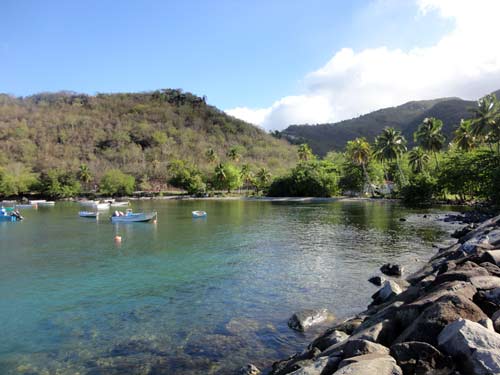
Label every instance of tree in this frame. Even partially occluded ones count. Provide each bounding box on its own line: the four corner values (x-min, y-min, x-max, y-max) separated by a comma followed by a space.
414, 117, 445, 167
240, 163, 254, 191
213, 163, 241, 192
469, 94, 500, 153
298, 143, 314, 161
345, 138, 373, 195
205, 148, 218, 164
374, 127, 408, 185
0, 163, 38, 197
255, 167, 271, 191
100, 169, 135, 196
226, 146, 241, 163
453, 119, 477, 152
39, 169, 81, 198
408, 147, 430, 174
78, 164, 92, 190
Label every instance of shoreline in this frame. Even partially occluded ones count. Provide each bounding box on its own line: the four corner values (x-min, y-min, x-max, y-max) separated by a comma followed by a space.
245, 212, 500, 375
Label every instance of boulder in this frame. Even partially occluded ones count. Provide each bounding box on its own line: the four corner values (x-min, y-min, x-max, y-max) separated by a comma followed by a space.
492, 310, 500, 332
287, 357, 331, 375
395, 294, 487, 346
380, 263, 403, 277
328, 316, 364, 335
470, 275, 500, 290
309, 330, 349, 351
371, 280, 403, 305
350, 319, 399, 347
335, 354, 403, 375
474, 288, 500, 316
459, 214, 500, 244
288, 309, 329, 332
438, 319, 500, 375
481, 250, 500, 267
479, 318, 495, 331
480, 261, 500, 277
368, 275, 385, 286
390, 341, 453, 375
431, 261, 490, 286
270, 348, 320, 375
239, 364, 261, 375
343, 339, 390, 358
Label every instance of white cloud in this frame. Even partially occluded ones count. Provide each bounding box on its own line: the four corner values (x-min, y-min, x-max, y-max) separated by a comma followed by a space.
225, 0, 500, 131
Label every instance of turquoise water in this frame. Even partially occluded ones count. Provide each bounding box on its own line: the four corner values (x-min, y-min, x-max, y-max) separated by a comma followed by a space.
0, 200, 458, 374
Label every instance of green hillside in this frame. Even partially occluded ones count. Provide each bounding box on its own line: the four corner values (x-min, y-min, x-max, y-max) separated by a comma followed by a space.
0, 90, 297, 191
280, 92, 500, 155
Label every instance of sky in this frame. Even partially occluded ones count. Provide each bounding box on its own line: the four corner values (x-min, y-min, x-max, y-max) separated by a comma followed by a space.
2, 0, 499, 130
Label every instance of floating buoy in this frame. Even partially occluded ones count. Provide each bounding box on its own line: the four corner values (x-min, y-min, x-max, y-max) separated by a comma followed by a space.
153, 219, 157, 224
114, 235, 122, 243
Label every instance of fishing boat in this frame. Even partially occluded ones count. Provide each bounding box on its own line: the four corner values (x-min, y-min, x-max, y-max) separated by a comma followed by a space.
111, 209, 157, 223
79, 200, 97, 207
0, 207, 23, 222
192, 210, 207, 218
110, 201, 130, 207
93, 202, 111, 210
79, 211, 99, 218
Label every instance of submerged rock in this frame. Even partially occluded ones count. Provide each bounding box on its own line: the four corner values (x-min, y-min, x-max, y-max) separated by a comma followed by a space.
368, 275, 385, 286
239, 363, 261, 375
371, 280, 403, 305
288, 309, 329, 332
438, 319, 500, 375
380, 263, 403, 277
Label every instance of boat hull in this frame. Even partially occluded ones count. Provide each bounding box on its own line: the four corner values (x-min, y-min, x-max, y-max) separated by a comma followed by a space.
192, 211, 207, 218
111, 212, 157, 223
79, 211, 99, 218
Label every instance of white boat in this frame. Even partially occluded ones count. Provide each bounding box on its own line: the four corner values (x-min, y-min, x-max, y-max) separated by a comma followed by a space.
111, 209, 157, 223
29, 199, 46, 204
93, 202, 111, 210
38, 201, 56, 206
80, 200, 97, 206
79, 211, 99, 218
192, 210, 207, 218
15, 203, 36, 209
110, 201, 129, 207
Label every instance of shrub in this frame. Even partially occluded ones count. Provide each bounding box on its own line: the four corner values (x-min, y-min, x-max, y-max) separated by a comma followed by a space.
100, 169, 135, 196
400, 173, 438, 206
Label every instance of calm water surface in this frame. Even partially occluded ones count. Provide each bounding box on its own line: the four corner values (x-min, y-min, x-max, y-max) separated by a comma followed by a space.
0, 200, 459, 374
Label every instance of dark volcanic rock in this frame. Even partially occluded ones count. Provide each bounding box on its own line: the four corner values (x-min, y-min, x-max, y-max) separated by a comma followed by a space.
309, 329, 348, 351
343, 339, 390, 358
390, 341, 454, 375
368, 275, 385, 286
239, 363, 261, 375
381, 263, 403, 277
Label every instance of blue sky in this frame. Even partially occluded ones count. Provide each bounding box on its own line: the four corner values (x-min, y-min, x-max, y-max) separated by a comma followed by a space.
1, 0, 451, 109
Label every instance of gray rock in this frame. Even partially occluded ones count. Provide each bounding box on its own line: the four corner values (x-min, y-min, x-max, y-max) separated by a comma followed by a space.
270, 348, 320, 375
335, 354, 403, 375
371, 280, 403, 305
395, 294, 487, 346
368, 275, 385, 286
482, 250, 500, 267
309, 329, 349, 351
479, 318, 495, 331
492, 310, 500, 332
350, 319, 399, 347
438, 318, 500, 375
380, 263, 403, 277
239, 364, 261, 375
480, 261, 500, 277
390, 341, 453, 375
470, 275, 500, 290
288, 309, 329, 332
343, 339, 390, 358
288, 357, 330, 375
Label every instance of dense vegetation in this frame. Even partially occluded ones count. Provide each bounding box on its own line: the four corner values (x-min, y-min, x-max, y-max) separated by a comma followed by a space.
0, 90, 297, 197
269, 93, 500, 206
280, 91, 500, 155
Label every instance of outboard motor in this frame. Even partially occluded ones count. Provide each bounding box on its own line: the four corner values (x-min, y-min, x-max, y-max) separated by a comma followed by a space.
12, 210, 23, 221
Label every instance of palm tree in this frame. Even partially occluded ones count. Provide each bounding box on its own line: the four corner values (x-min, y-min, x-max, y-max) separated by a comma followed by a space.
205, 148, 217, 164
374, 127, 408, 185
214, 163, 226, 188
255, 167, 271, 192
453, 119, 477, 152
469, 94, 500, 153
298, 143, 313, 161
226, 147, 240, 163
408, 147, 430, 174
345, 138, 373, 195
414, 117, 445, 168
78, 164, 92, 190
240, 163, 253, 191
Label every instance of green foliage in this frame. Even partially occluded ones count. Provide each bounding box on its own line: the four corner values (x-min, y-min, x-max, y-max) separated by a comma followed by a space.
408, 147, 430, 174
100, 169, 135, 196
400, 174, 439, 206
38, 169, 81, 198
212, 163, 242, 192
168, 160, 206, 195
268, 160, 340, 197
298, 143, 314, 161
414, 117, 445, 153
0, 163, 38, 197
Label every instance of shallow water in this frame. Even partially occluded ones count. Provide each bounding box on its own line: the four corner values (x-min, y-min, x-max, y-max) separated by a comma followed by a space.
0, 200, 459, 374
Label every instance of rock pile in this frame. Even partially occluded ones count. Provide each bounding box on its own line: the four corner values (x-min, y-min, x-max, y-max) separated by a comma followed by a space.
251, 214, 500, 375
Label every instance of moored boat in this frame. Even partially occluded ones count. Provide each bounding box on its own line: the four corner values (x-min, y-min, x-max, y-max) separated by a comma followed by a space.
0, 207, 23, 222
93, 202, 111, 210
79, 211, 99, 218
80, 200, 97, 206
38, 201, 56, 207
192, 210, 207, 218
15, 203, 36, 209
110, 201, 129, 207
111, 209, 157, 223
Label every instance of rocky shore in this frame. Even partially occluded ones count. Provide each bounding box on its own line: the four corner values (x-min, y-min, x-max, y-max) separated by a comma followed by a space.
244, 213, 500, 375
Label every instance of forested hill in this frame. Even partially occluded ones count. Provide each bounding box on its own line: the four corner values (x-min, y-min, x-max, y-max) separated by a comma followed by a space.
0, 89, 297, 185
281, 90, 500, 156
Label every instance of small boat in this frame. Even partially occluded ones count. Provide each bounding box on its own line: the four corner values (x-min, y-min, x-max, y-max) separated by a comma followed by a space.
80, 200, 97, 206
0, 207, 23, 222
29, 199, 46, 204
38, 201, 56, 207
111, 209, 157, 223
110, 201, 130, 207
93, 202, 111, 210
79, 211, 99, 218
192, 210, 207, 218
15, 203, 36, 209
